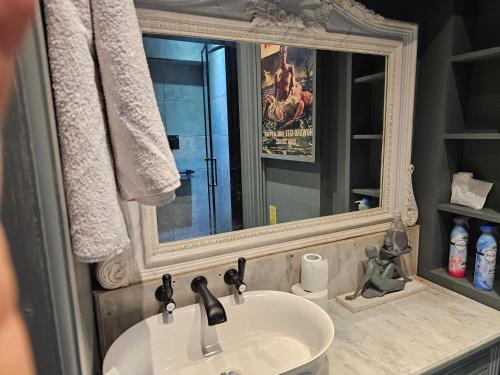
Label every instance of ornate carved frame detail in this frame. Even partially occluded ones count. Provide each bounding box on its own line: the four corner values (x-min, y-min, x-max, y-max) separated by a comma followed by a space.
96, 0, 418, 288
245, 0, 335, 31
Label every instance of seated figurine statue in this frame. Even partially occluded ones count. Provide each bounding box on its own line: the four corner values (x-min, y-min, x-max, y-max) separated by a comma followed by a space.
346, 246, 409, 300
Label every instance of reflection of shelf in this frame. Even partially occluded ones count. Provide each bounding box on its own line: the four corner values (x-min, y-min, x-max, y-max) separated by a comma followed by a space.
147, 57, 202, 66
353, 72, 385, 84
352, 188, 380, 198
444, 132, 500, 140
427, 268, 500, 310
450, 46, 500, 63
437, 203, 500, 223
352, 134, 383, 140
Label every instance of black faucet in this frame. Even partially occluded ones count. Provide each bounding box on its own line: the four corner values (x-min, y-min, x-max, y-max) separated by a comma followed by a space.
155, 274, 176, 315
224, 257, 247, 295
191, 276, 227, 326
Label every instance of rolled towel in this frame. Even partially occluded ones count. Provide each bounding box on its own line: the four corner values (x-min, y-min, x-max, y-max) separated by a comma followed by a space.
92, 0, 181, 205
44, 0, 130, 262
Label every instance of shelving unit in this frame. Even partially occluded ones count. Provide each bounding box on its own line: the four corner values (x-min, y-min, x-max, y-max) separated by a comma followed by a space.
348, 54, 385, 211
443, 132, 500, 140
352, 134, 383, 140
352, 188, 380, 198
430, 268, 500, 309
437, 203, 500, 223
450, 46, 500, 63
146, 56, 202, 66
353, 72, 385, 84
415, 2, 500, 310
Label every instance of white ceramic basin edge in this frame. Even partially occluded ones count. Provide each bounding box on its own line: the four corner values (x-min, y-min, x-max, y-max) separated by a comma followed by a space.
104, 290, 334, 375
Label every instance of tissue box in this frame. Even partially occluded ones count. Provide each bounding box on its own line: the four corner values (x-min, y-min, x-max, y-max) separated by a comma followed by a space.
450, 172, 493, 210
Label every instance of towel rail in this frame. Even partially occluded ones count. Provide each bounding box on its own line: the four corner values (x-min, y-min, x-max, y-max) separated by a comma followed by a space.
179, 169, 195, 177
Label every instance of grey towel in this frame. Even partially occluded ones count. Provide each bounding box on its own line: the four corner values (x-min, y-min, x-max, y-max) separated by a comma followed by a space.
44, 0, 180, 262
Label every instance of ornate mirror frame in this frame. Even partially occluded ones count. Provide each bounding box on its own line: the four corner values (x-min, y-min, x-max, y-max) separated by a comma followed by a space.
97, 0, 418, 288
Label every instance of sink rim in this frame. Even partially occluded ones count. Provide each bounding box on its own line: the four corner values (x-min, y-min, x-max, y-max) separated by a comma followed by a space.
246, 290, 334, 374
103, 290, 335, 375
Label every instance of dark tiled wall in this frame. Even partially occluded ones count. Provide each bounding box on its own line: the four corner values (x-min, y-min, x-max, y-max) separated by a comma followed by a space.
145, 37, 211, 241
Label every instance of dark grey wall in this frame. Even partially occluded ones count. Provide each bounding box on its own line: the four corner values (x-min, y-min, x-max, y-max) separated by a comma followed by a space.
264, 159, 322, 223
3, 64, 63, 375
263, 51, 345, 223
2, 6, 98, 375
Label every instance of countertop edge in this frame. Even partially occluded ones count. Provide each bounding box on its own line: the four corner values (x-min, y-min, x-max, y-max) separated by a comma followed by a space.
417, 335, 500, 374
399, 277, 500, 374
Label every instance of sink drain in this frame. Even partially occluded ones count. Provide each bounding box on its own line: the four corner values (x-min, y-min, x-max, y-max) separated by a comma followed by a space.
220, 371, 240, 375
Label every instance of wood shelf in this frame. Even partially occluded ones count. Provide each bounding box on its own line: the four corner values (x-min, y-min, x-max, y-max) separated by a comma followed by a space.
416, 7, 500, 312
426, 268, 500, 310
348, 54, 385, 215
352, 188, 380, 198
437, 203, 500, 223
352, 134, 383, 140
444, 132, 500, 140
450, 46, 500, 63
353, 72, 385, 84
146, 56, 202, 66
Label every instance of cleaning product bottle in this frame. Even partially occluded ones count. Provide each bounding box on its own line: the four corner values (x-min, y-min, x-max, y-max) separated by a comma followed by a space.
355, 197, 371, 210
473, 225, 497, 291
448, 216, 468, 278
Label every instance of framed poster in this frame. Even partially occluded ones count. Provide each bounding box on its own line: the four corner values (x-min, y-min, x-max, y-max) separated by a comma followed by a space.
260, 44, 316, 162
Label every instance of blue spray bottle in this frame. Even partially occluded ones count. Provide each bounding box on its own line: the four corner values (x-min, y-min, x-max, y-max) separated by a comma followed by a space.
473, 225, 497, 291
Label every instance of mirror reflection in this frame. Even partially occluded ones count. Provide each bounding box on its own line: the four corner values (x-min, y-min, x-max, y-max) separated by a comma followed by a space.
142, 35, 386, 243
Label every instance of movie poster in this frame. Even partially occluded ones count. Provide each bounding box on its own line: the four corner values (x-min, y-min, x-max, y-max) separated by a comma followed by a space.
260, 44, 315, 162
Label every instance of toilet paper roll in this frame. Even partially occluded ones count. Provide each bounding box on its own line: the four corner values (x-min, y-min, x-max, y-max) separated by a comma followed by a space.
300, 253, 328, 292
291, 283, 328, 311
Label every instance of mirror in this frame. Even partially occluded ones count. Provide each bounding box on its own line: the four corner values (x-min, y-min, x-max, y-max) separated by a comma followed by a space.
143, 35, 387, 244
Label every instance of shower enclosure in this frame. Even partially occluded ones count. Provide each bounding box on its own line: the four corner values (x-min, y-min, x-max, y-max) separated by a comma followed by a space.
145, 36, 242, 242
202, 44, 220, 235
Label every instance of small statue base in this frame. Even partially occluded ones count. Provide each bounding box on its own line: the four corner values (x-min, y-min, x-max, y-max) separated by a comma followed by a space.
336, 279, 426, 313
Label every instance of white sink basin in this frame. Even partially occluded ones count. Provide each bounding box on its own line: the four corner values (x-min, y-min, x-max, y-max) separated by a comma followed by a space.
103, 290, 334, 375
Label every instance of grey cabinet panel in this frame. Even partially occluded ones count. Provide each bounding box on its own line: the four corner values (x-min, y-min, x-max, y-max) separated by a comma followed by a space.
435, 343, 500, 375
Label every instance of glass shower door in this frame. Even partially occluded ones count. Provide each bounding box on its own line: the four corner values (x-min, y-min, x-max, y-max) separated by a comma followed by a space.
202, 44, 231, 235
202, 45, 217, 234
150, 36, 240, 244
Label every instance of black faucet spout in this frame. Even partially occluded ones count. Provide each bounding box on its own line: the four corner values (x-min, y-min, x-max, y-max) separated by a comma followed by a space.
191, 276, 227, 326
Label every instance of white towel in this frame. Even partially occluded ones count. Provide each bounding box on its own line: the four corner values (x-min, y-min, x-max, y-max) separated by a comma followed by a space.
92, 0, 181, 205
44, 0, 130, 262
44, 0, 180, 262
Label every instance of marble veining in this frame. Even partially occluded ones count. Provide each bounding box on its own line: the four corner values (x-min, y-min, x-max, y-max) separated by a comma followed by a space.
323, 277, 500, 375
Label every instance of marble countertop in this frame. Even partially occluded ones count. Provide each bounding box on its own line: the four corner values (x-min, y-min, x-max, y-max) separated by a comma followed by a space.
322, 277, 500, 375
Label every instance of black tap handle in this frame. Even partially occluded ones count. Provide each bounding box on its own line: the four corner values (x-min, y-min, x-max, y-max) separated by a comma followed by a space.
238, 257, 246, 281
163, 274, 173, 300
155, 274, 176, 313
224, 258, 247, 295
